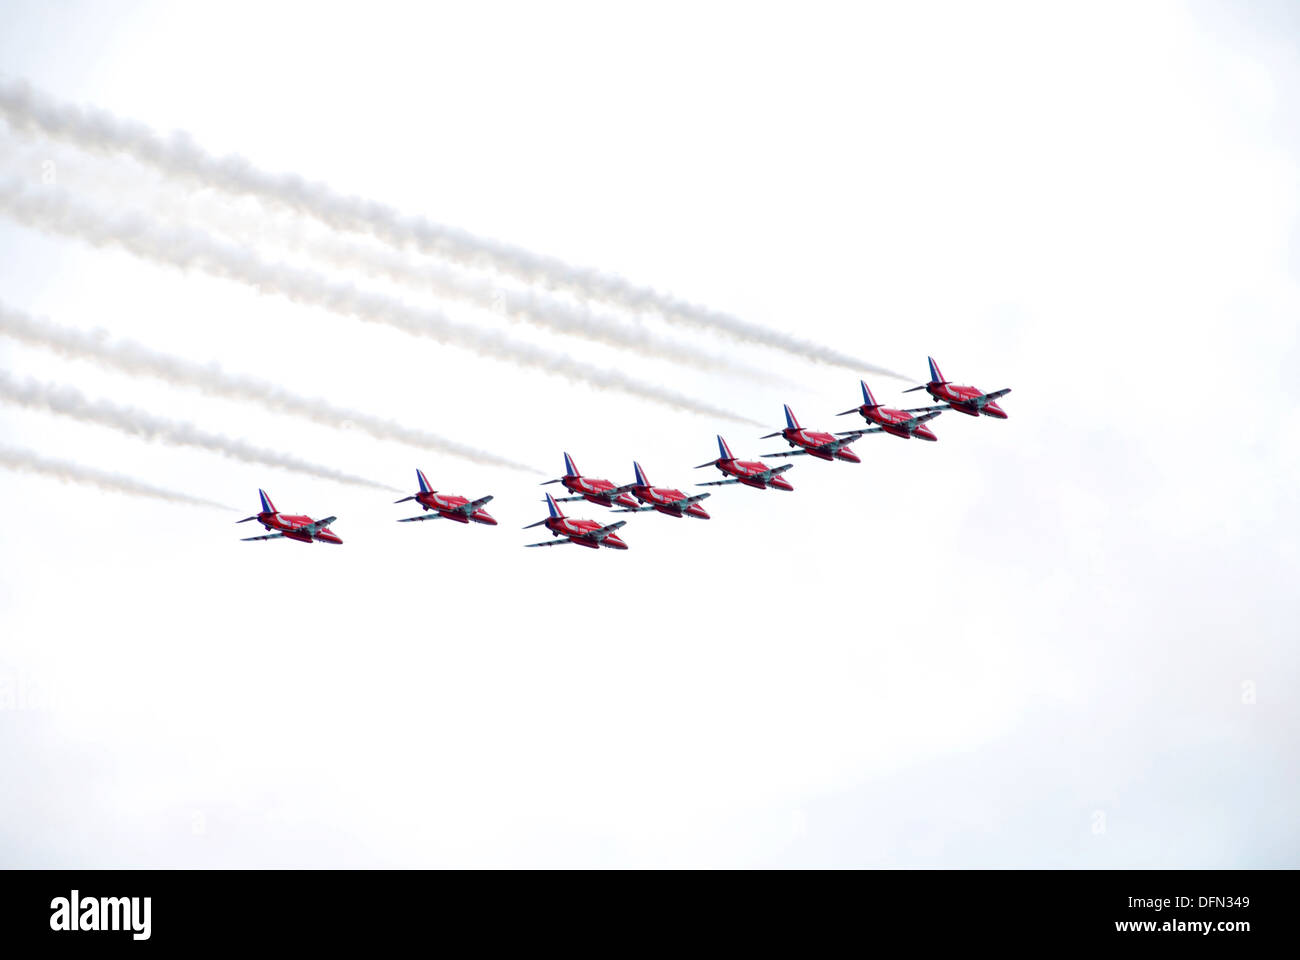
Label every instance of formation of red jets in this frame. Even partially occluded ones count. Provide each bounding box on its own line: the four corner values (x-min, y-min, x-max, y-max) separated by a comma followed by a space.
238, 357, 1010, 549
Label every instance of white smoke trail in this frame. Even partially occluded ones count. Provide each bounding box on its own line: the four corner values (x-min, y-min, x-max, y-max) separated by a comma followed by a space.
0, 78, 903, 377
0, 370, 401, 492
0, 302, 539, 473
0, 180, 763, 426
0, 442, 231, 509
0, 124, 782, 384
194, 213, 786, 383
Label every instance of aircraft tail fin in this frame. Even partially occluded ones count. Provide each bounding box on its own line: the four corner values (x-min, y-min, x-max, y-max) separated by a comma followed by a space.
416, 469, 432, 494
258, 489, 276, 514
716, 435, 735, 461
783, 404, 801, 430
860, 380, 879, 407
563, 452, 580, 478
633, 461, 650, 487
928, 356, 946, 384
545, 492, 565, 519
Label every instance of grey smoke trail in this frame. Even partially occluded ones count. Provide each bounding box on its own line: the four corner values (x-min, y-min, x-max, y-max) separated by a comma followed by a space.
0, 302, 539, 473
200, 217, 786, 384
0, 124, 779, 383
0, 442, 231, 509
0, 370, 401, 492
0, 181, 762, 426
0, 79, 902, 377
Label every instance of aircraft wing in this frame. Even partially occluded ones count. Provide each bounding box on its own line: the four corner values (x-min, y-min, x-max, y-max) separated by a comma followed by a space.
696, 478, 740, 487
760, 464, 794, 481
592, 520, 627, 541
821, 435, 859, 453
303, 516, 337, 537
241, 532, 285, 541
612, 505, 656, 513
973, 388, 1012, 406
397, 514, 440, 523
525, 538, 571, 548
464, 495, 494, 512
903, 404, 948, 414
799, 431, 873, 454
761, 449, 810, 458
558, 486, 633, 502
901, 411, 943, 429
631, 492, 712, 509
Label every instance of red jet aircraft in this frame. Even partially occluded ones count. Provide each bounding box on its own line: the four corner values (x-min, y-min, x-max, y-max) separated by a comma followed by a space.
761, 405, 867, 462
836, 380, 943, 440
614, 461, 711, 518
524, 492, 629, 549
541, 452, 638, 509
394, 469, 496, 525
237, 489, 341, 544
695, 435, 794, 491
902, 357, 1011, 418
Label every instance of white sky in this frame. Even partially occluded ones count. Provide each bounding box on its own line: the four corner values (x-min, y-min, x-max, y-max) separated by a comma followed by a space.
0, 0, 1296, 867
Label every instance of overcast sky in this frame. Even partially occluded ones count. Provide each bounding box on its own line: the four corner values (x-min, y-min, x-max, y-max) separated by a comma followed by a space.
0, 0, 1295, 867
